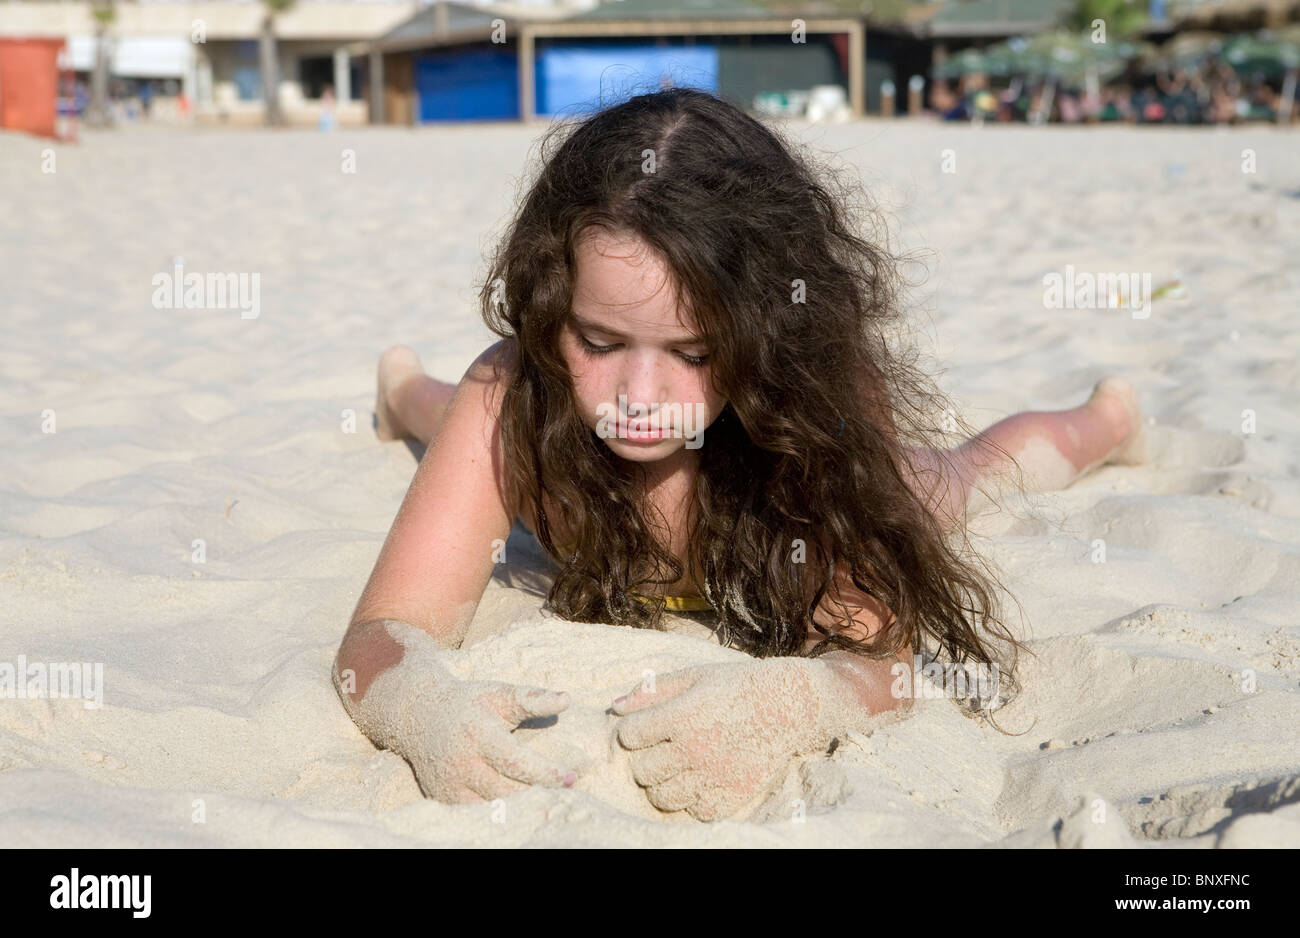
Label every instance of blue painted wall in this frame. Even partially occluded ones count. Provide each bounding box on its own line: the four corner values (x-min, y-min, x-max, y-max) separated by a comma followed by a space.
415, 47, 518, 121
535, 42, 720, 118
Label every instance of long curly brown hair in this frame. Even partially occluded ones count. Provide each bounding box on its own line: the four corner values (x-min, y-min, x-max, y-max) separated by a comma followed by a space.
477, 87, 1029, 710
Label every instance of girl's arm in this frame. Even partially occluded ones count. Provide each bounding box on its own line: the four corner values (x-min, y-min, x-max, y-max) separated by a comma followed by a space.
333, 341, 580, 803
346, 340, 517, 660
611, 581, 908, 821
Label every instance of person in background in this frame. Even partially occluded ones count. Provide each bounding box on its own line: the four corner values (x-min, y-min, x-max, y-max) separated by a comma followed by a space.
1058, 89, 1083, 123
1081, 87, 1104, 123
1207, 81, 1236, 124
928, 78, 958, 117
1244, 79, 1278, 122
1098, 87, 1125, 122
942, 75, 973, 120
1132, 83, 1166, 123
998, 78, 1028, 121
318, 84, 337, 131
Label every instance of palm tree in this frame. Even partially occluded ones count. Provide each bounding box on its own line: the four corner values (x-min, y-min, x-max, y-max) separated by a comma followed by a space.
87, 0, 115, 127
259, 0, 296, 126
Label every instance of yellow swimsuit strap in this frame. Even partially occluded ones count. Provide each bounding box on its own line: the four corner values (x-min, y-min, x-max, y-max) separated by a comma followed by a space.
630, 590, 713, 613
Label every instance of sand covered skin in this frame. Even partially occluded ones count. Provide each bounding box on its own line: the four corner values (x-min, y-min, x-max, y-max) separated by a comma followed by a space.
2, 123, 1299, 846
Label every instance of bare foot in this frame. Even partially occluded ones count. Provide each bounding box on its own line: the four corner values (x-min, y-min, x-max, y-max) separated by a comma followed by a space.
1087, 376, 1148, 466
375, 345, 426, 442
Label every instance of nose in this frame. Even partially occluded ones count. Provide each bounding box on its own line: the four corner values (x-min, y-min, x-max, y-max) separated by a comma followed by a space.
617, 349, 670, 415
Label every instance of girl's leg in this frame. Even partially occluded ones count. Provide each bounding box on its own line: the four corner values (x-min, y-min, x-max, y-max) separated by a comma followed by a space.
375, 345, 458, 445
903, 376, 1146, 532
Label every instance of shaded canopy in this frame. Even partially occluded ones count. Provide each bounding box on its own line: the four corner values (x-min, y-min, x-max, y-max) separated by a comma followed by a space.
1221, 27, 1300, 76
933, 31, 1150, 81
1141, 30, 1227, 72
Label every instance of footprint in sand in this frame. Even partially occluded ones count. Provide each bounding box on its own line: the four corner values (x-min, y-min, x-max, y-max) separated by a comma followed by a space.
1097, 423, 1273, 507
1136, 423, 1246, 472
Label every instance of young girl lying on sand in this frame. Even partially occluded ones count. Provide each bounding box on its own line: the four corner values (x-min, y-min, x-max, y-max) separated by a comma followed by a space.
332, 88, 1147, 822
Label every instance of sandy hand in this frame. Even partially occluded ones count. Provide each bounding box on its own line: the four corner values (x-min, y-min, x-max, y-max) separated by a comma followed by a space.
610, 658, 855, 822
333, 620, 579, 804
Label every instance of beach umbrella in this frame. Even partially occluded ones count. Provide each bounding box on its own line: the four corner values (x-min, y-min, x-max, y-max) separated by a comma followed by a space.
978, 37, 1051, 78
1142, 30, 1226, 73
1025, 30, 1087, 78
931, 47, 989, 79
1224, 26, 1300, 124
1024, 30, 1135, 83
1100, 37, 1155, 76
976, 42, 1016, 77
1013, 30, 1149, 122
1222, 30, 1300, 78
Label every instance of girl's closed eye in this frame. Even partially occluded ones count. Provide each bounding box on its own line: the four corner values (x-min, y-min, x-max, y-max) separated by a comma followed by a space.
577, 334, 710, 368
577, 334, 617, 356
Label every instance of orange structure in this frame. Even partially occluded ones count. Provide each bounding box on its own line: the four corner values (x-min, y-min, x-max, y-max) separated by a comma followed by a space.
0, 38, 66, 138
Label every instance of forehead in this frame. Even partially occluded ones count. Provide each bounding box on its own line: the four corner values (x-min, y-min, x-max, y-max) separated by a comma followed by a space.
571, 228, 700, 338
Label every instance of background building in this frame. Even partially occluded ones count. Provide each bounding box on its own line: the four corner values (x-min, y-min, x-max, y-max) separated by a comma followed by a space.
364, 0, 863, 123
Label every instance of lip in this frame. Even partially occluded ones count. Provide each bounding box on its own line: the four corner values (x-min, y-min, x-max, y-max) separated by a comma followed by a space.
623, 425, 667, 442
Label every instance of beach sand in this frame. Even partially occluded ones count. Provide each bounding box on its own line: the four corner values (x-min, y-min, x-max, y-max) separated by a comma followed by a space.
2, 121, 1298, 846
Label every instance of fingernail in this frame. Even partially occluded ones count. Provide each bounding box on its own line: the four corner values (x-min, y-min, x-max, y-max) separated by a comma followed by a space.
613, 695, 627, 705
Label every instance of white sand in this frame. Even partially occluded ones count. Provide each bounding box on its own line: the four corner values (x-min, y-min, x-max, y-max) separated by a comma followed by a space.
2, 121, 1299, 847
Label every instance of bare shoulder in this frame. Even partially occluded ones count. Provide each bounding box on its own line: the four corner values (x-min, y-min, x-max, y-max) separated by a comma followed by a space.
432, 337, 520, 497
455, 338, 517, 422
473, 339, 566, 545
467, 336, 518, 382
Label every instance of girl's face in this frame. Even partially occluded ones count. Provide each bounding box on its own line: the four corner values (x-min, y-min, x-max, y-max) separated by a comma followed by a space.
560, 227, 728, 467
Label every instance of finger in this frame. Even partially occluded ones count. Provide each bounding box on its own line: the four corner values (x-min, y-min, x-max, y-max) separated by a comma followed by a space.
415, 772, 478, 804
476, 723, 578, 789
629, 742, 690, 787
442, 784, 484, 804
616, 708, 672, 750
479, 683, 571, 725
611, 667, 706, 715
616, 695, 696, 750
645, 773, 699, 813
687, 797, 728, 824
461, 759, 530, 802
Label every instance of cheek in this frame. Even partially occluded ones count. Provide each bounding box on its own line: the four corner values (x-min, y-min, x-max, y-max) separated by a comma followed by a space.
688, 374, 727, 419
570, 380, 604, 425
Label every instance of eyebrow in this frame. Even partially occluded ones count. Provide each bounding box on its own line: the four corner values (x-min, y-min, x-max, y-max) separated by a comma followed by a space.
570, 311, 706, 347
